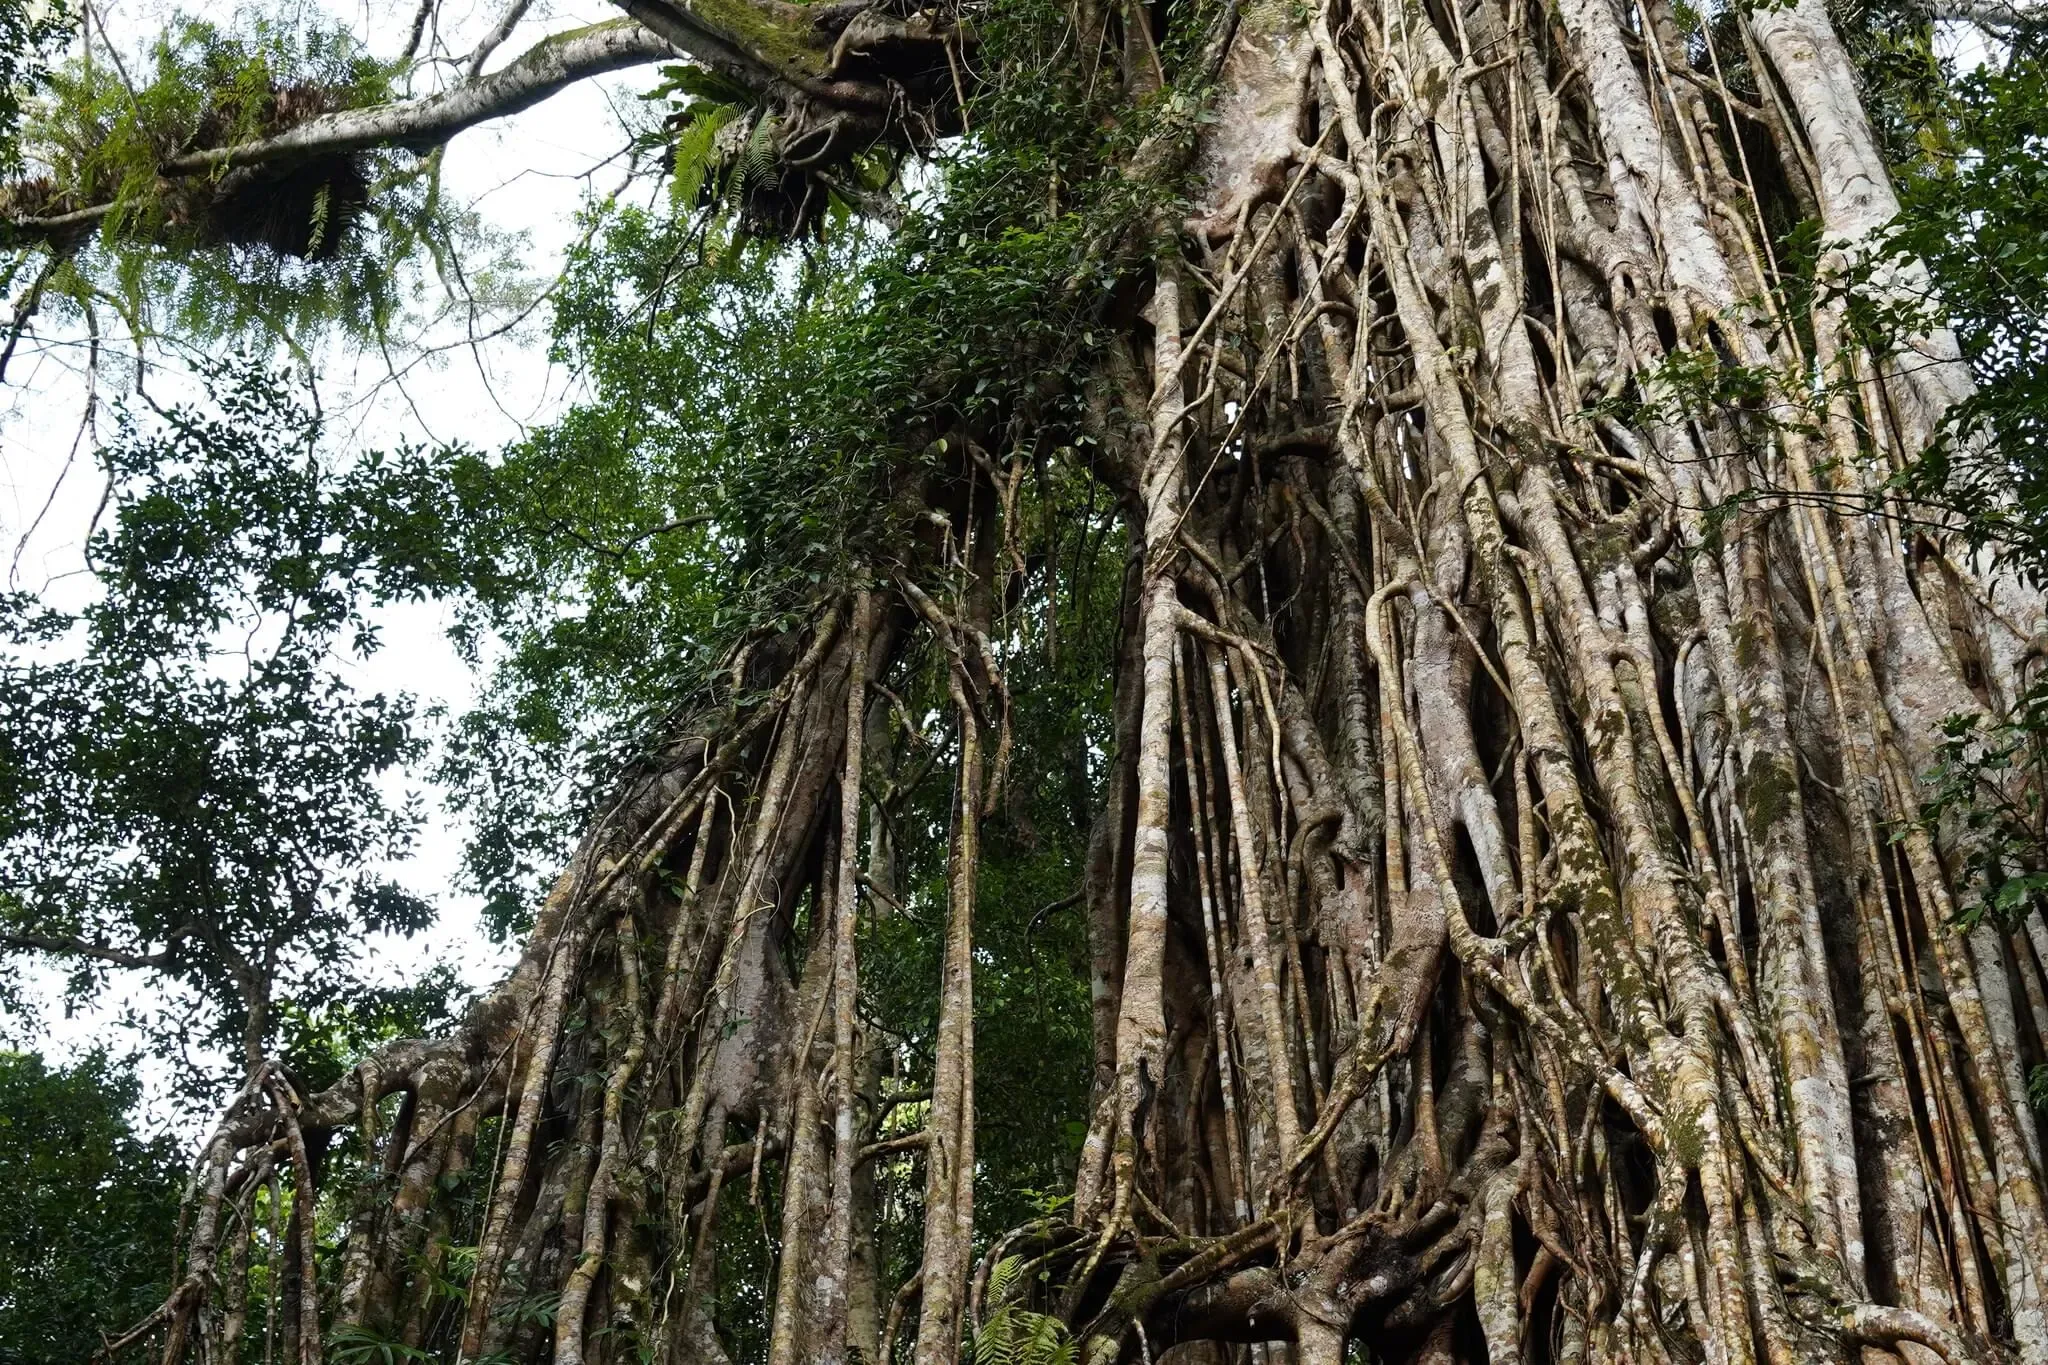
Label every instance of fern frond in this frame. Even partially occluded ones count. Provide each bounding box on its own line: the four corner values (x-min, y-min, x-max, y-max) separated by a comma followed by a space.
738, 111, 781, 195
986, 1254, 1024, 1306
971, 1278, 1072, 1365
668, 102, 737, 210
973, 1307, 1017, 1365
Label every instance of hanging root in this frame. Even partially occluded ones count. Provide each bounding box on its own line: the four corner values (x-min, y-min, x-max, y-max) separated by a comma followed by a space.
1006, 0, 2044, 1358
111, 0, 2048, 1359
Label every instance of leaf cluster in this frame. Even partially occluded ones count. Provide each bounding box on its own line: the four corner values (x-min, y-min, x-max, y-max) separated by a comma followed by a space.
0, 1050, 183, 1365
1915, 682, 2048, 934
0, 0, 69, 178
0, 356, 497, 1089
973, 1257, 1078, 1365
1873, 54, 2048, 581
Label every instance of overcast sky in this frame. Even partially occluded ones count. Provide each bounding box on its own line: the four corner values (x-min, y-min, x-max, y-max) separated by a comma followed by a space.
0, 0, 654, 1111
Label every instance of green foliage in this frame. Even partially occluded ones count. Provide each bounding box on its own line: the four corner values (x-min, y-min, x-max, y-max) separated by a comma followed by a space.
8, 7, 529, 347
641, 62, 754, 215
37, 14, 389, 216
277, 964, 472, 1095
1589, 344, 1807, 434
330, 1324, 432, 1365
1852, 43, 2048, 934
1874, 51, 2048, 582
441, 207, 882, 934
1914, 679, 2048, 932
452, 0, 1196, 860
1832, 0, 1955, 171
666, 100, 739, 212
973, 1257, 1077, 1365
0, 1050, 182, 1365
0, 357, 499, 1089
709, 1172, 775, 1363
0, 0, 69, 177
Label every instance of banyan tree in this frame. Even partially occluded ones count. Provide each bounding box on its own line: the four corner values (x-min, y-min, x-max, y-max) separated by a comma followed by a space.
10, 0, 2048, 1360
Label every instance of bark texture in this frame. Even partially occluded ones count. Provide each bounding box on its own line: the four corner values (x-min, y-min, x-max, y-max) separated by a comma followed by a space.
98, 0, 2048, 1363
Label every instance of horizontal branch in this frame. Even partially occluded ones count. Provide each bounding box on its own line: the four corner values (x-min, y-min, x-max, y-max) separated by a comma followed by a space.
3, 21, 688, 246
163, 20, 680, 175
1932, 0, 2044, 24
612, 0, 898, 112
858, 1130, 930, 1165
6, 0, 958, 249
0, 925, 194, 970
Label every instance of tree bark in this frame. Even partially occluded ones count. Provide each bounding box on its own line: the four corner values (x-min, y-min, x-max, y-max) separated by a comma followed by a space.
93, 0, 2048, 1362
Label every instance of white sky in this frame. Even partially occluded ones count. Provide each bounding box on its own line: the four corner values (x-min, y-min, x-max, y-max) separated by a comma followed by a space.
1, 0, 652, 1123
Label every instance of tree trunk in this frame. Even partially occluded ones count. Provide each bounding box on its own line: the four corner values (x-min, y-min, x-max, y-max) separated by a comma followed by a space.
111, 0, 2048, 1363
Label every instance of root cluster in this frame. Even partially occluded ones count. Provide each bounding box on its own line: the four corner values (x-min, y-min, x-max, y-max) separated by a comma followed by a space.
115, 0, 2048, 1362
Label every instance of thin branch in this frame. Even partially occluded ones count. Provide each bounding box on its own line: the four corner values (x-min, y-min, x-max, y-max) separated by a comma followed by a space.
0, 925, 198, 971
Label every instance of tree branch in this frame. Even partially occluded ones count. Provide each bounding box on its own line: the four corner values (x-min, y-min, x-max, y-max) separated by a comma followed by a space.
161, 20, 681, 176
857, 1130, 931, 1166
611, 0, 894, 111
6, 1, 964, 248
0, 925, 195, 970
1931, 0, 2044, 24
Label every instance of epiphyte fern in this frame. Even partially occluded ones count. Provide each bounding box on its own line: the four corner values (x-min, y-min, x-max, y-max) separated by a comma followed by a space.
973, 1257, 1076, 1365
668, 101, 738, 210
733, 109, 782, 200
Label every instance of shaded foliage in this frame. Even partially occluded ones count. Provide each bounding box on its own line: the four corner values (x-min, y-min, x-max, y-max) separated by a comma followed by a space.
0, 1050, 181, 1365
0, 0, 68, 177
1881, 48, 2048, 578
